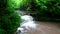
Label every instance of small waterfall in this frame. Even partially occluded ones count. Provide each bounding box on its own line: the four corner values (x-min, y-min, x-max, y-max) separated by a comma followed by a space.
20, 15, 36, 28
15, 10, 37, 34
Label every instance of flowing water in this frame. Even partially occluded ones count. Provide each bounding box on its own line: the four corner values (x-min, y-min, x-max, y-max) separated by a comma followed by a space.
15, 10, 60, 34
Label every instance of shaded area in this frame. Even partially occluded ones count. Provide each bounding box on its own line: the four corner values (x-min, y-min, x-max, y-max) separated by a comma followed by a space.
19, 0, 60, 22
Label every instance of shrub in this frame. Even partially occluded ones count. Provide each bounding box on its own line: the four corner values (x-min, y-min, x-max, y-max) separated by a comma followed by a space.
0, 0, 21, 34
20, 0, 60, 22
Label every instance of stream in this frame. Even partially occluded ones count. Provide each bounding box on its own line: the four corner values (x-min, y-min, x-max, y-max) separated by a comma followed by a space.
15, 10, 60, 34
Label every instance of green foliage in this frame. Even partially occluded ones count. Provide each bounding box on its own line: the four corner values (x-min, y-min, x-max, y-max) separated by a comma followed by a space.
36, 0, 60, 22
19, 0, 32, 11
0, 0, 21, 34
0, 29, 6, 34
20, 0, 60, 22
8, 0, 21, 8
0, 13, 21, 34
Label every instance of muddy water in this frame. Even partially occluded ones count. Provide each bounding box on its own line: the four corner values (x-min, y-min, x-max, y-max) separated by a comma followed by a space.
37, 22, 60, 34
23, 21, 60, 34
16, 10, 60, 34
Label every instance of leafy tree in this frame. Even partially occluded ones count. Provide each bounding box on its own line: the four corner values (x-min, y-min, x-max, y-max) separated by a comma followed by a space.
0, 0, 21, 34
20, 0, 60, 22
